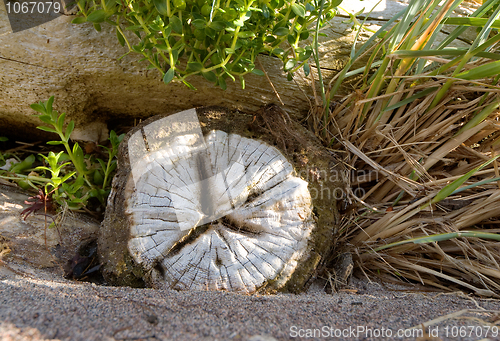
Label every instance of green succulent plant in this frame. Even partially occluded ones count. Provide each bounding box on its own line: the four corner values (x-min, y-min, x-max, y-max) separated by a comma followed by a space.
73, 0, 342, 89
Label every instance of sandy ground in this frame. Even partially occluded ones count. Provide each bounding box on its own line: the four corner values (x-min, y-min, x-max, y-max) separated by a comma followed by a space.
1, 260, 499, 341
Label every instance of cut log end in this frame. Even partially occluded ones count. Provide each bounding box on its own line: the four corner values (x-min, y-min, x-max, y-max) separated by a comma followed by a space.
99, 106, 342, 293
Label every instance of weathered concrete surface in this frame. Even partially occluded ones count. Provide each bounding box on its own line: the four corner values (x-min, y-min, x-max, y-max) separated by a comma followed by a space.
0, 183, 99, 269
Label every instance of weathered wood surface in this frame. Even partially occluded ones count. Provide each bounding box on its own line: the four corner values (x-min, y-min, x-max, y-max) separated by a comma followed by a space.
0, 0, 369, 142
99, 105, 342, 292
127, 117, 314, 292
0, 11, 307, 141
0, 0, 478, 142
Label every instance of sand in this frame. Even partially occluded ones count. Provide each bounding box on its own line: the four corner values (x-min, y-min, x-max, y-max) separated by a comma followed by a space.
1, 260, 499, 341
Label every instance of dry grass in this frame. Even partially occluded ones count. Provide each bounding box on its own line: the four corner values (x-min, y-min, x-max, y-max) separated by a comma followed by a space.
329, 69, 500, 297
309, 0, 500, 297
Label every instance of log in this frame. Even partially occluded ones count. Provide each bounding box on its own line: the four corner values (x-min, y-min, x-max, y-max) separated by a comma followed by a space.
0, 0, 476, 142
99, 105, 342, 292
0, 1, 369, 142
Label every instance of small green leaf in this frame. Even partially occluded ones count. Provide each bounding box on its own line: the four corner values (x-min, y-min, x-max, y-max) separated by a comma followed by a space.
37, 115, 53, 124
88, 188, 100, 198
57, 112, 65, 131
61, 171, 76, 184
291, 3, 306, 17
87, 10, 107, 23
37, 126, 57, 134
162, 25, 172, 37
156, 44, 170, 51
170, 16, 183, 34
71, 17, 87, 24
73, 175, 85, 189
72, 143, 86, 172
202, 71, 217, 83
46, 96, 54, 113
265, 35, 276, 43
104, 0, 116, 10
97, 158, 107, 171
65, 121, 75, 140
261, 4, 269, 18
205, 27, 216, 39
273, 27, 289, 36
10, 155, 35, 174
93, 170, 104, 185
218, 76, 227, 90
303, 62, 310, 76
34, 166, 51, 173
221, 34, 232, 42
209, 21, 226, 31
116, 28, 125, 46
272, 48, 285, 56
297, 49, 312, 61
132, 44, 144, 53
30, 103, 46, 114
238, 31, 255, 38
192, 19, 206, 29
126, 25, 142, 31
93, 23, 102, 31
252, 69, 265, 76
51, 176, 62, 187
187, 62, 203, 72
46, 141, 65, 145
193, 28, 206, 40
173, 0, 185, 10
284, 58, 297, 71
153, 0, 169, 16
0, 137, 7, 142
163, 68, 175, 84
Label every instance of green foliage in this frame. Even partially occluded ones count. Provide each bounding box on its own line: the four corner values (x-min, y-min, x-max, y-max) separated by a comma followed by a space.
0, 97, 124, 212
0, 137, 8, 168
422, 155, 500, 208
321, 0, 500, 133
73, 0, 341, 89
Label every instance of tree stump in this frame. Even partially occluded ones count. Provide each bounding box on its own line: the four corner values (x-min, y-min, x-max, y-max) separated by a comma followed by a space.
99, 105, 342, 293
